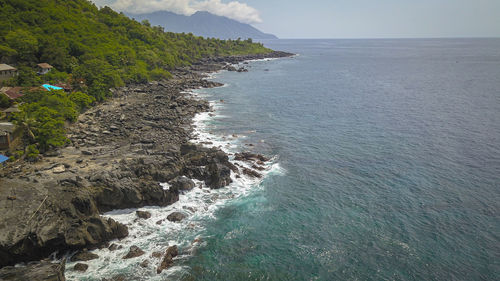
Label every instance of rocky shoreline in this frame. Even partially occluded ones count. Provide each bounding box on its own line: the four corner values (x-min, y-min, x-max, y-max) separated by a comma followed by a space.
0, 51, 293, 280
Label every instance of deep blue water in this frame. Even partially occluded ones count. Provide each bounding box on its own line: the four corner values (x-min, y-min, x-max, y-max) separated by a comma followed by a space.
180, 39, 500, 280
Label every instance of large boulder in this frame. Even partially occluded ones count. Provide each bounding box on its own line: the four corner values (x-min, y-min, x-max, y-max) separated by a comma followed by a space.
123, 245, 145, 259
136, 210, 151, 219
0, 260, 66, 281
167, 212, 186, 222
205, 161, 232, 189
157, 245, 178, 273
0, 178, 129, 268
74, 263, 89, 272
169, 176, 195, 191
71, 251, 99, 262
234, 152, 270, 162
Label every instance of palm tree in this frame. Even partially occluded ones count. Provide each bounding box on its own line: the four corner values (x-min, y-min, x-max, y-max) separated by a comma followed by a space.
12, 110, 36, 143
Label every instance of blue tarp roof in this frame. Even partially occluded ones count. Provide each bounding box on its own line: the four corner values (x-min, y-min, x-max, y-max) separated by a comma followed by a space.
42, 84, 63, 91
0, 154, 9, 164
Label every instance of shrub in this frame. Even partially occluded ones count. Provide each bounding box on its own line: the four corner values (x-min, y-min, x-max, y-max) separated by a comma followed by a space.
69, 91, 95, 111
0, 94, 11, 108
25, 144, 39, 162
150, 68, 172, 81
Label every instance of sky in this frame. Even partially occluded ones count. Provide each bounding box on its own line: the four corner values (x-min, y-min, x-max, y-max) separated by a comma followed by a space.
92, 0, 500, 38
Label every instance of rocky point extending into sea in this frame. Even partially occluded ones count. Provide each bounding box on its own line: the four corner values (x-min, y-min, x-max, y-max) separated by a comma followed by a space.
0, 51, 293, 280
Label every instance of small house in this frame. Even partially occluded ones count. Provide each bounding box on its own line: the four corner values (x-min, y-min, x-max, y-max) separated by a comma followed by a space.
54, 83, 73, 92
0, 64, 18, 82
2, 105, 20, 119
37, 63, 53, 75
0, 122, 22, 151
0, 87, 24, 100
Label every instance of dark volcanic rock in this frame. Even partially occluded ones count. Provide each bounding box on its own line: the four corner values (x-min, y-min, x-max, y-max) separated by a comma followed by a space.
167, 212, 186, 222
0, 180, 128, 268
205, 161, 232, 189
73, 263, 89, 272
223, 65, 237, 71
169, 176, 195, 191
136, 210, 152, 219
157, 245, 178, 274
0, 260, 66, 281
151, 251, 163, 258
102, 274, 126, 281
108, 244, 120, 251
123, 245, 145, 259
234, 152, 270, 162
71, 251, 99, 262
242, 168, 262, 178
140, 259, 149, 268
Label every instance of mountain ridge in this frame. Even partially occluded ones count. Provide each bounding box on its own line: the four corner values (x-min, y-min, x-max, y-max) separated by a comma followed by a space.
127, 11, 278, 40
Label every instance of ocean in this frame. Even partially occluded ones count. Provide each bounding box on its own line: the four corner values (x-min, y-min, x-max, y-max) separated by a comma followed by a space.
67, 39, 500, 280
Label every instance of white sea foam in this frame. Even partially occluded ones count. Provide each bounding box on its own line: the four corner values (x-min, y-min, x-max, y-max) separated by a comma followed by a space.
243, 57, 280, 63
66, 70, 284, 280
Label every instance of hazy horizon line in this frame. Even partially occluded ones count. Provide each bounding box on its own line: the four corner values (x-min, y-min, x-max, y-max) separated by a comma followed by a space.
262, 36, 500, 40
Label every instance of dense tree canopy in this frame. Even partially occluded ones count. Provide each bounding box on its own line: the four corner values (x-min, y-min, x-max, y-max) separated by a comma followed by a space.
0, 0, 271, 153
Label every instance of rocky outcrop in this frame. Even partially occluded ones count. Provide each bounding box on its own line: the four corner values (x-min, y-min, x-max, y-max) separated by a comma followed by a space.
73, 263, 88, 272
180, 144, 235, 188
0, 260, 66, 281
167, 212, 186, 222
0, 180, 127, 268
234, 152, 270, 162
156, 245, 178, 274
122, 245, 145, 259
136, 211, 151, 220
71, 251, 99, 262
169, 176, 195, 191
102, 275, 126, 281
140, 259, 149, 268
205, 160, 232, 188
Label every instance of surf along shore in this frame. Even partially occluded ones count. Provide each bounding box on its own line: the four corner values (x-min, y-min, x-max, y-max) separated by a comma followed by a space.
0, 51, 293, 279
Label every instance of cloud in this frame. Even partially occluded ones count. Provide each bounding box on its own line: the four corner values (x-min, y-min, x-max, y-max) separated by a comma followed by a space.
192, 0, 262, 24
98, 0, 262, 24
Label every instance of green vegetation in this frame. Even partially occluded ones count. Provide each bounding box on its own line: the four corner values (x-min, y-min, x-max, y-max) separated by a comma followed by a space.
25, 144, 39, 161
0, 93, 11, 108
11, 89, 93, 151
0, 0, 272, 152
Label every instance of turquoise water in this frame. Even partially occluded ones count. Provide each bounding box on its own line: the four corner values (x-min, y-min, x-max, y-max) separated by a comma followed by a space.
179, 39, 500, 280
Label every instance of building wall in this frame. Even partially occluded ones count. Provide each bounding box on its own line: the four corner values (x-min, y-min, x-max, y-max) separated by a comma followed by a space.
38, 68, 51, 75
0, 134, 10, 150
0, 128, 22, 151
0, 70, 18, 82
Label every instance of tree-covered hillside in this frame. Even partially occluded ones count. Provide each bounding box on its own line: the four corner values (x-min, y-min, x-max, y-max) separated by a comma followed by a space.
0, 0, 272, 155
0, 0, 271, 100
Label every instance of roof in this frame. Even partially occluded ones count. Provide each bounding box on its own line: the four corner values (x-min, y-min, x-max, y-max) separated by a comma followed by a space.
54, 83, 72, 90
1, 87, 24, 99
0, 64, 16, 71
0, 122, 15, 133
42, 84, 63, 91
0, 155, 9, 164
2, 107, 20, 113
37, 63, 53, 69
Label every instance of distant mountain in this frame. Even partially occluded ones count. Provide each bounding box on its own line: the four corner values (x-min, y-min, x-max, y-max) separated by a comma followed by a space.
127, 11, 278, 40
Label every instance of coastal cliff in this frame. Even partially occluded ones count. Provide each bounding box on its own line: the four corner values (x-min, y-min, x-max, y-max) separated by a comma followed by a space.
0, 52, 293, 276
